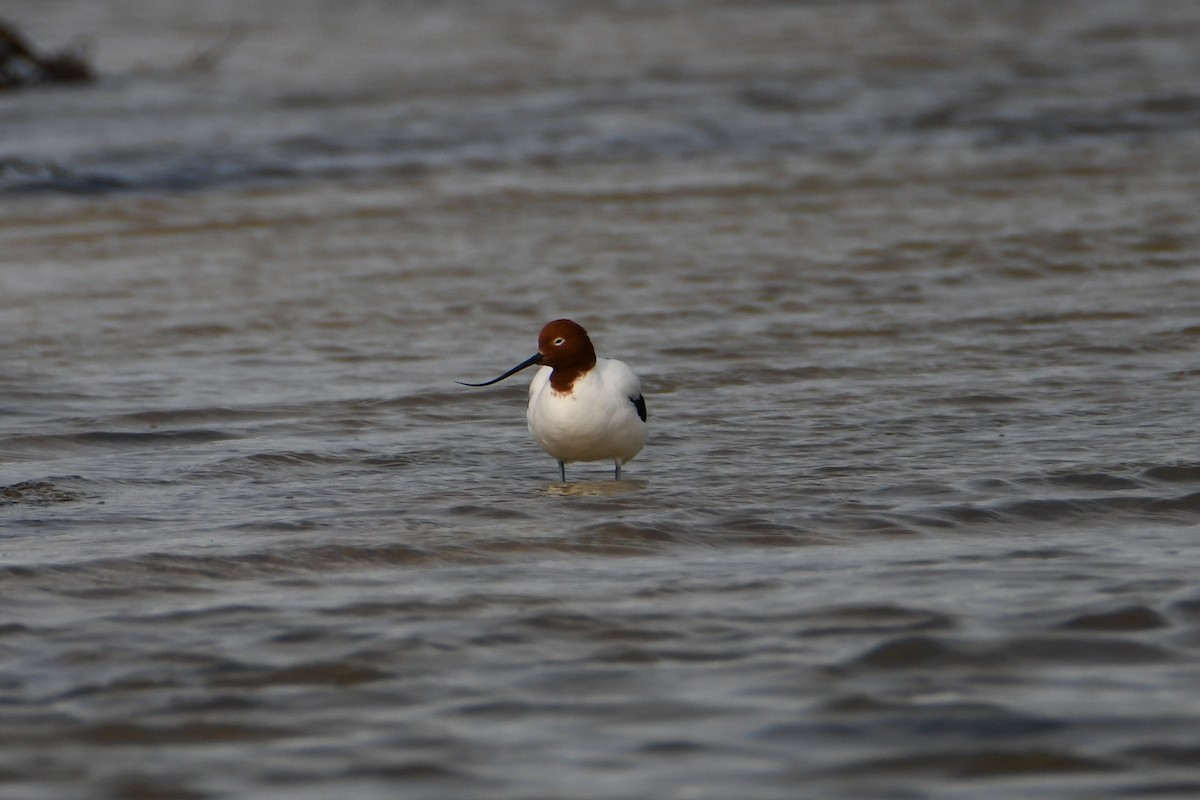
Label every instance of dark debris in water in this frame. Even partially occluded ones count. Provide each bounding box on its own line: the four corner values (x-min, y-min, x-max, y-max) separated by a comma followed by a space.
0, 479, 83, 506
1, 18, 241, 97
0, 20, 92, 91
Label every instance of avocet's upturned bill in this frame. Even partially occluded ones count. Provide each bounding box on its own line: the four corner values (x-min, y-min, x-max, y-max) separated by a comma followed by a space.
458, 319, 647, 481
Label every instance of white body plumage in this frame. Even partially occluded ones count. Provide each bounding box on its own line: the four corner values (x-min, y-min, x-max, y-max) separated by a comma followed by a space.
527, 359, 646, 468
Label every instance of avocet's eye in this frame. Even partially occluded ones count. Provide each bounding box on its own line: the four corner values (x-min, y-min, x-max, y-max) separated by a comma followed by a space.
553, 337, 565, 346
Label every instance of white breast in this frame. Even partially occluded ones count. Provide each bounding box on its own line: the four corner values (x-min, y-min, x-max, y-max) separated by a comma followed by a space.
527, 359, 646, 465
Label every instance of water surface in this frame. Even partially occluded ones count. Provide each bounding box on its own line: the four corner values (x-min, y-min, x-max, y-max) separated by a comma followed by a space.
3, 1, 1200, 798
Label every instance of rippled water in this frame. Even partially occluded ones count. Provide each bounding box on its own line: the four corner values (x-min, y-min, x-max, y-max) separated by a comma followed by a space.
4, 1, 1200, 798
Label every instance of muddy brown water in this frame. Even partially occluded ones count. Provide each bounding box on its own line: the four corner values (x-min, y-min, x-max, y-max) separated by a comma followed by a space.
3, 1, 1200, 798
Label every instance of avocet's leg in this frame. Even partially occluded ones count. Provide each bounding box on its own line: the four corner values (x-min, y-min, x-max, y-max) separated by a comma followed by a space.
558, 460, 566, 482
614, 461, 622, 481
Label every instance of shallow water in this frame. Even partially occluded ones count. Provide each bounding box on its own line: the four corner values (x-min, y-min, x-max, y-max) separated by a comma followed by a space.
3, 1, 1200, 798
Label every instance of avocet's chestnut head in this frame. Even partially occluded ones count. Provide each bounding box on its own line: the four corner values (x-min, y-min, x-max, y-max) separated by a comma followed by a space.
456, 318, 597, 389
537, 319, 596, 371
537, 319, 597, 393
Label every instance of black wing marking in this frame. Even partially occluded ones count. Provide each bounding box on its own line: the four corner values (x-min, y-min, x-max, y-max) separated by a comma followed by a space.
631, 394, 647, 422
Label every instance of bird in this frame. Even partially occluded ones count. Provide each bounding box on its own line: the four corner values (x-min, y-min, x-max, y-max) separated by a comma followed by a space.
458, 319, 647, 481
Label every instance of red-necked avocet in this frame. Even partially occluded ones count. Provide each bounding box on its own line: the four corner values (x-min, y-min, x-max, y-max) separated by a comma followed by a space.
459, 319, 647, 481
